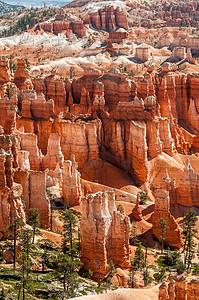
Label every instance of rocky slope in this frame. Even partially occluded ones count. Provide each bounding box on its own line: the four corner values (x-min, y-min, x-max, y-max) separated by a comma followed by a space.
0, 0, 24, 15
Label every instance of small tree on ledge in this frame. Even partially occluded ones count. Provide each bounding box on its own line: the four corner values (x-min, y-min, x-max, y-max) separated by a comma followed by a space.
138, 191, 148, 205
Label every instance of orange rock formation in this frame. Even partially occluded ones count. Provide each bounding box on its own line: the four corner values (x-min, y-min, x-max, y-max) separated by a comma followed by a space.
0, 54, 198, 259
86, 6, 128, 32
159, 276, 199, 300
80, 191, 130, 279
152, 189, 182, 249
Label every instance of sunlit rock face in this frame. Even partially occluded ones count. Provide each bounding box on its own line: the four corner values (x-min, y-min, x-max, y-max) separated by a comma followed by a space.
80, 191, 130, 279
159, 276, 199, 300
152, 189, 182, 249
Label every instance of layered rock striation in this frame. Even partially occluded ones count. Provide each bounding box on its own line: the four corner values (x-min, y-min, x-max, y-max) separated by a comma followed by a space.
32, 20, 86, 37
80, 191, 130, 279
152, 189, 182, 249
0, 56, 199, 247
159, 276, 199, 300
86, 6, 128, 32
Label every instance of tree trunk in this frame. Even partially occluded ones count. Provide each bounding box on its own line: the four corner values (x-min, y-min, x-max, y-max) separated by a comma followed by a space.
23, 265, 25, 300
50, 201, 53, 231
32, 226, 35, 244
70, 221, 73, 260
64, 274, 66, 293
14, 226, 16, 270
17, 285, 21, 300
161, 229, 164, 254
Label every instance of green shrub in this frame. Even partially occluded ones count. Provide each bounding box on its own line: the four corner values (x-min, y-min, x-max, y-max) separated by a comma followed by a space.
153, 267, 167, 283
138, 191, 148, 205
176, 260, 186, 275
192, 264, 199, 276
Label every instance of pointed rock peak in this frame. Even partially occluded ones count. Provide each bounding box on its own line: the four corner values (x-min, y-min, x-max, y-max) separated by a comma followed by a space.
86, 91, 91, 106
136, 193, 140, 206
133, 96, 145, 108
51, 69, 57, 77
163, 169, 170, 180
81, 87, 87, 96
185, 158, 191, 171
55, 162, 61, 173
68, 92, 74, 106
72, 154, 76, 163
91, 110, 98, 119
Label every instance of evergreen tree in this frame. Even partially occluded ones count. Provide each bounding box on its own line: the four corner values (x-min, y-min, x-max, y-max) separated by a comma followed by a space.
53, 253, 80, 299
130, 220, 138, 245
142, 243, 152, 286
162, 249, 181, 267
46, 189, 54, 231
41, 249, 49, 272
17, 252, 32, 300
17, 228, 35, 300
28, 208, 41, 244
7, 217, 25, 270
176, 260, 186, 275
103, 278, 112, 293
5, 85, 12, 99
108, 260, 116, 277
0, 287, 6, 300
142, 267, 152, 286
60, 208, 79, 259
24, 58, 30, 70
138, 191, 148, 205
18, 228, 34, 276
182, 209, 198, 269
153, 267, 167, 283
159, 218, 170, 254
128, 263, 136, 288
132, 242, 145, 270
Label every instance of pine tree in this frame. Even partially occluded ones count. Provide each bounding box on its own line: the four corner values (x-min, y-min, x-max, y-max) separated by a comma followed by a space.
130, 220, 138, 245
60, 208, 79, 259
18, 228, 35, 300
143, 267, 152, 286
18, 228, 34, 276
17, 252, 32, 300
24, 58, 30, 70
128, 263, 136, 288
53, 253, 80, 299
159, 218, 170, 254
46, 189, 54, 231
7, 217, 25, 270
142, 244, 152, 286
182, 209, 198, 269
138, 191, 148, 205
5, 85, 12, 99
0, 287, 6, 300
132, 242, 145, 270
108, 260, 116, 277
153, 267, 167, 283
28, 208, 41, 244
41, 249, 49, 272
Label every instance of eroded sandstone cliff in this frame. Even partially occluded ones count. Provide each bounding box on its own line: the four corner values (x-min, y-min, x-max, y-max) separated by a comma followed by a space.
80, 191, 130, 279
0, 57, 199, 258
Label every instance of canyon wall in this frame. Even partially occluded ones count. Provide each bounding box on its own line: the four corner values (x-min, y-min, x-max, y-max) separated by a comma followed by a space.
0, 58, 199, 247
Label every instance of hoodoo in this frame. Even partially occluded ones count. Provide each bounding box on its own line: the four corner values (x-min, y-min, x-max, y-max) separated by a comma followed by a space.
0, 0, 198, 298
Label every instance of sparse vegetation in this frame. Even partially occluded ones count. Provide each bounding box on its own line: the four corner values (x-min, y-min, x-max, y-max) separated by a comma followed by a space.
138, 191, 148, 205
182, 209, 198, 270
